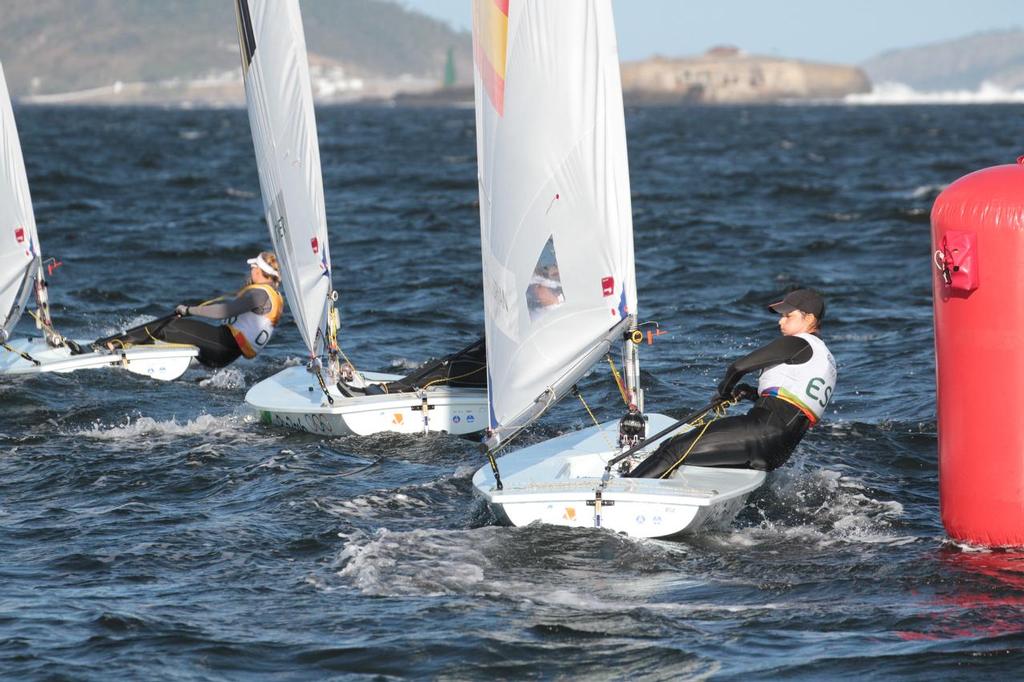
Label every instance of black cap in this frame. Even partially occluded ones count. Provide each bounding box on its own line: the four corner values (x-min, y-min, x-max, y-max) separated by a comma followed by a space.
769, 288, 825, 320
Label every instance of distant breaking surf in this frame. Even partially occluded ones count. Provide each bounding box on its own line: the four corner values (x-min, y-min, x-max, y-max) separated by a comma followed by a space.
845, 81, 1024, 105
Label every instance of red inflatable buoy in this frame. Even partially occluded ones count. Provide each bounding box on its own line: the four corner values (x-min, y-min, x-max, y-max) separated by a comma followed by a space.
932, 159, 1024, 547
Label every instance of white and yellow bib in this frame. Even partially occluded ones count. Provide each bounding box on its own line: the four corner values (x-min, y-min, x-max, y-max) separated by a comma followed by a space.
228, 283, 283, 359
758, 333, 836, 425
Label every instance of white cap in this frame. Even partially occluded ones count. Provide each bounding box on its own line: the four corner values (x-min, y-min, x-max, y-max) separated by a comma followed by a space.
247, 254, 280, 280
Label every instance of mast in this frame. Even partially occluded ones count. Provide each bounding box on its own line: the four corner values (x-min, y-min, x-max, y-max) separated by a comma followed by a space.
32, 260, 62, 346
622, 316, 643, 412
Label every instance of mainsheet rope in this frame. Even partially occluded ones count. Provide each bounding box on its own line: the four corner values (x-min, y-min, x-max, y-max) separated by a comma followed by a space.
1, 342, 40, 366
573, 386, 616, 452
655, 398, 738, 478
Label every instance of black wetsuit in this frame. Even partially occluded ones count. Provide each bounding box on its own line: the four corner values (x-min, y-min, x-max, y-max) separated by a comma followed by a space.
95, 289, 272, 369
627, 335, 817, 477
363, 337, 486, 395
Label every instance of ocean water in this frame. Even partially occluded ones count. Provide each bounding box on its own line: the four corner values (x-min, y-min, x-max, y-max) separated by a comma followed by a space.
2, 104, 1024, 679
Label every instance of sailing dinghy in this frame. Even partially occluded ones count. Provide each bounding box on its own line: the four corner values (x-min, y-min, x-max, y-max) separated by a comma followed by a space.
0, 63, 197, 381
234, 0, 488, 437
469, 0, 765, 538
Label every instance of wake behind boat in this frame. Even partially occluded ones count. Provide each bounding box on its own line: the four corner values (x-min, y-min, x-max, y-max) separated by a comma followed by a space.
233, 0, 487, 436
0, 63, 197, 382
469, 0, 765, 536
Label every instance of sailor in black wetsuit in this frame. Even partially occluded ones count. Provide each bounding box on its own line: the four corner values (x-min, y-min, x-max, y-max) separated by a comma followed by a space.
93, 252, 284, 369
627, 288, 837, 477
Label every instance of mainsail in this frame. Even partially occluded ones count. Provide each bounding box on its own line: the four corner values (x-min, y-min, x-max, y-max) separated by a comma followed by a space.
233, 0, 333, 357
0, 63, 41, 342
473, 0, 638, 444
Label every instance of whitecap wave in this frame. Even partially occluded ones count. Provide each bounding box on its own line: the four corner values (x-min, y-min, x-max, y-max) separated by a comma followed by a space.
731, 467, 915, 547
314, 474, 462, 520
846, 81, 1024, 105
910, 183, 947, 199
315, 490, 430, 519
336, 528, 489, 596
77, 413, 246, 441
334, 526, 647, 603
198, 367, 246, 389
332, 526, 813, 617
387, 357, 417, 370
943, 537, 999, 553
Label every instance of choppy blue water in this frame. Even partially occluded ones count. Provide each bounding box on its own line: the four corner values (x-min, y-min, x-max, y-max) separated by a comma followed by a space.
3, 104, 1024, 679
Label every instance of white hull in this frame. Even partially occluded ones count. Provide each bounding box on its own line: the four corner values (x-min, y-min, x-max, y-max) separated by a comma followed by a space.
246, 364, 489, 437
472, 413, 766, 539
0, 337, 198, 381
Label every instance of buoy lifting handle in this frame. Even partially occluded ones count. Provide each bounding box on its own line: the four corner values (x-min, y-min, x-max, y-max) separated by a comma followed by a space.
935, 231, 979, 294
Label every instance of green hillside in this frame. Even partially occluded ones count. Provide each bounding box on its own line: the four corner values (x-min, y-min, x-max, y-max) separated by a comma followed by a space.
862, 29, 1024, 91
0, 0, 473, 96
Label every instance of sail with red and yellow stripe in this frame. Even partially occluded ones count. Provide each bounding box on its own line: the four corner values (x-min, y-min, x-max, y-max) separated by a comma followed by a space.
472, 0, 509, 116
472, 1, 638, 444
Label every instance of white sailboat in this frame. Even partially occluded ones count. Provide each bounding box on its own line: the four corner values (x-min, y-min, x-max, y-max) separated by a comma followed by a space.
469, 0, 765, 538
0, 63, 197, 381
235, 0, 488, 437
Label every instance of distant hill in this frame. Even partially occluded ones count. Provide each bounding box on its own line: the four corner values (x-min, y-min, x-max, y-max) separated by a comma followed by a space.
0, 0, 472, 103
862, 29, 1024, 90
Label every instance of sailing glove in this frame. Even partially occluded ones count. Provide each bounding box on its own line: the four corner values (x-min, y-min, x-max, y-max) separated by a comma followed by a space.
731, 383, 758, 402
174, 304, 190, 317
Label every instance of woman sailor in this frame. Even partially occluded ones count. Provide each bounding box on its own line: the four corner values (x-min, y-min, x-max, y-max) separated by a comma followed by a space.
627, 288, 836, 477
94, 252, 284, 369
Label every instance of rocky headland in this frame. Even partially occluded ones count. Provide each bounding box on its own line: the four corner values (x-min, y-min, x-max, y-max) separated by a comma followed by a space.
621, 46, 872, 104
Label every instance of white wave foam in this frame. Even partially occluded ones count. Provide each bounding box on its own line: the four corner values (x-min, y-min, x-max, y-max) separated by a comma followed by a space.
332, 526, 813, 617
78, 413, 245, 441
315, 476, 455, 519
452, 463, 479, 479
198, 367, 246, 389
388, 357, 417, 370
943, 538, 998, 553
335, 526, 635, 603
910, 183, 947, 199
316, 491, 430, 519
732, 467, 915, 548
336, 528, 488, 596
846, 81, 1024, 105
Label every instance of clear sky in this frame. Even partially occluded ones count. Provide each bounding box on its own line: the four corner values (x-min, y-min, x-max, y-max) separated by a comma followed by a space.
397, 0, 1022, 64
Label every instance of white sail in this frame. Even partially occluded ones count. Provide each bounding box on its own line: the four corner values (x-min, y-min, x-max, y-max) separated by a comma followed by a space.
0, 63, 40, 342
233, 0, 332, 357
473, 0, 638, 442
